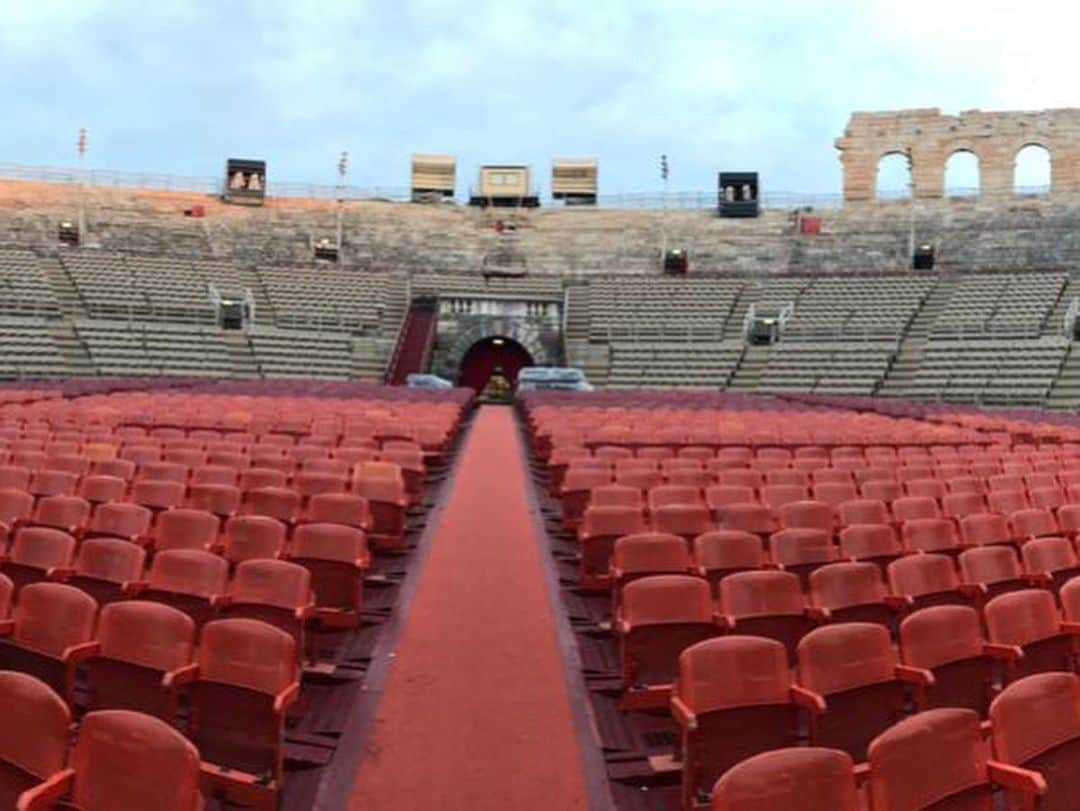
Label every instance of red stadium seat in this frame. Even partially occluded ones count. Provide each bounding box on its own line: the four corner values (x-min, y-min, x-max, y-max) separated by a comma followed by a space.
153, 508, 220, 554
223, 514, 287, 565
288, 522, 370, 628
769, 528, 837, 586
0, 670, 70, 810
899, 605, 996, 715
718, 570, 813, 663
901, 516, 964, 556
219, 559, 314, 652
984, 589, 1078, 683
892, 496, 941, 523
958, 544, 1029, 603
85, 502, 152, 545
808, 561, 895, 628
958, 511, 1014, 548
578, 505, 647, 588
776, 500, 833, 532
76, 474, 127, 506
611, 533, 694, 607
131, 479, 186, 512
31, 495, 90, 534
692, 530, 764, 592
68, 537, 146, 606
138, 549, 229, 629
186, 482, 241, 519
709, 747, 860, 811
1021, 536, 1080, 591
887, 553, 972, 611
837, 498, 889, 528
0, 527, 76, 595
652, 503, 711, 541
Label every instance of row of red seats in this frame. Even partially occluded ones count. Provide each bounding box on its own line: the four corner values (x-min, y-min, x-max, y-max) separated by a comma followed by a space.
700, 677, 1079, 811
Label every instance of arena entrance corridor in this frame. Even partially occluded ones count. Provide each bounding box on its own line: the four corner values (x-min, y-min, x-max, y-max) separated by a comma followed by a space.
457, 335, 533, 392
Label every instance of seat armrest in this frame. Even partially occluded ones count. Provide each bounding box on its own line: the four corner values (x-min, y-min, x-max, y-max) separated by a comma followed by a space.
0, 619, 12, 637
273, 681, 301, 716
162, 663, 199, 691
884, 594, 914, 610
62, 641, 101, 664
790, 684, 826, 714
987, 761, 1047, 796
1061, 621, 1080, 635
15, 768, 75, 810
895, 664, 935, 686
122, 580, 149, 595
670, 695, 697, 731
46, 567, 74, 581
984, 643, 1024, 661
807, 606, 831, 623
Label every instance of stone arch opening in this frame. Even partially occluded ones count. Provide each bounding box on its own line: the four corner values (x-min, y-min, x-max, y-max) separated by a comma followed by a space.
457, 336, 534, 393
876, 152, 912, 200
1014, 143, 1052, 194
944, 149, 980, 197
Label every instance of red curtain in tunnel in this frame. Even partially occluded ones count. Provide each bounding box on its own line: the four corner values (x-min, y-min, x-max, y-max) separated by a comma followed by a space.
457, 338, 534, 392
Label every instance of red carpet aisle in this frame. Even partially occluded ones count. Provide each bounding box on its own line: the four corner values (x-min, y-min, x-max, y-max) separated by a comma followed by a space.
349, 406, 590, 810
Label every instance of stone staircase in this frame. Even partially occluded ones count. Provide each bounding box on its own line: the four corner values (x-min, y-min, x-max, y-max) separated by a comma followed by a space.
49, 321, 95, 376
727, 345, 770, 392
878, 275, 953, 396
41, 255, 89, 319
1047, 342, 1080, 408
223, 331, 260, 378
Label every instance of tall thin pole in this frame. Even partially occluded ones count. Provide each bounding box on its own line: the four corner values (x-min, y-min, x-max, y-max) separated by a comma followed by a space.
906, 149, 916, 262
77, 127, 88, 240
660, 154, 669, 260
336, 151, 348, 250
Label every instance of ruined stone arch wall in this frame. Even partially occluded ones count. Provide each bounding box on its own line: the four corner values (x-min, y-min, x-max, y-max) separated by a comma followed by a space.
836, 108, 1080, 202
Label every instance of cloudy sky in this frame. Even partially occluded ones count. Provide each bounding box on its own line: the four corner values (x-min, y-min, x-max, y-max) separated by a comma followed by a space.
0, 0, 1074, 197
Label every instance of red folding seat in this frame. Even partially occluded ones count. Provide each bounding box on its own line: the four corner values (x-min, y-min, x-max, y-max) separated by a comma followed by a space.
303, 458, 351, 478
27, 470, 78, 499
222, 515, 287, 565
0, 582, 97, 704
795, 623, 911, 760
677, 446, 714, 461
10, 451, 44, 471
302, 492, 372, 532
958, 544, 1031, 604
207, 451, 247, 470
185, 482, 241, 521
652, 503, 711, 541
901, 516, 964, 557
75, 475, 124, 507
1029, 486, 1067, 512
0, 574, 10, 618
43, 453, 89, 477
867, 707, 995, 810
665, 468, 711, 488
671, 637, 799, 808
0, 526, 75, 595
861, 479, 903, 504
119, 444, 161, 465
855, 466, 896, 485
715, 447, 753, 465
578, 505, 647, 588
837, 498, 889, 527
595, 446, 633, 462
637, 447, 674, 462
776, 500, 833, 532
764, 469, 808, 487
379, 448, 426, 504
769, 528, 837, 587
970, 460, 1000, 478
945, 475, 983, 495
24, 708, 204, 811
887, 553, 972, 611
898, 465, 933, 484
190, 464, 238, 486
761, 484, 808, 511
943, 491, 988, 521
692, 530, 763, 593
238, 467, 288, 491
30, 495, 90, 534
137, 549, 228, 629
892, 495, 941, 523
85, 502, 152, 545
611, 533, 693, 607
616, 575, 715, 709
988, 489, 1030, 514
288, 522, 369, 627
353, 467, 409, 549
219, 559, 313, 651
90, 457, 136, 480
1057, 503, 1080, 538
84, 601, 195, 720
988, 672, 1080, 810
294, 471, 348, 501
704, 485, 756, 517
905, 478, 946, 502
1060, 469, 1080, 489
1025, 472, 1058, 491
984, 589, 1078, 683
589, 483, 643, 510
1009, 507, 1060, 543
191, 619, 299, 806
838, 523, 904, 571
131, 479, 186, 512
0, 487, 33, 537
615, 468, 663, 491
163, 449, 206, 468
989, 474, 1025, 493
718, 570, 813, 663
0, 670, 70, 809
714, 469, 762, 490
242, 486, 301, 524
812, 469, 853, 486
957, 512, 1012, 549
899, 605, 996, 715
150, 508, 219, 554
560, 467, 613, 529
67, 537, 145, 606
1022, 536, 1080, 591
808, 561, 894, 628
708, 747, 860, 811
647, 484, 703, 511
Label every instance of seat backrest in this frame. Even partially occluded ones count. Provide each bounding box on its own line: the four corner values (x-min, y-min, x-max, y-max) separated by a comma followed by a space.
861, 480, 902, 503
648, 485, 702, 510
291, 522, 368, 565
720, 571, 804, 618
0, 573, 10, 618
131, 479, 186, 510
838, 524, 901, 560
621, 575, 712, 626
798, 623, 896, 695
892, 496, 941, 523
14, 582, 97, 656
887, 554, 958, 598
1060, 577, 1080, 623
715, 469, 763, 490
0, 487, 33, 524
676, 635, 789, 714
867, 708, 988, 811
1021, 536, 1077, 574
693, 530, 763, 571
809, 562, 887, 611
710, 747, 860, 811
75, 537, 146, 583
89, 502, 152, 540
148, 549, 229, 598
223, 514, 287, 563
958, 544, 1021, 586
71, 709, 203, 811
984, 589, 1059, 647
905, 478, 946, 500
990, 672, 1080, 768
1009, 508, 1059, 539
958, 512, 1011, 547
651, 503, 711, 536
769, 528, 835, 567
761, 484, 809, 510
97, 601, 195, 672
900, 605, 985, 669
715, 502, 772, 534
34, 495, 91, 528
777, 500, 833, 531
612, 533, 690, 575
305, 492, 372, 530
77, 475, 127, 504
0, 669, 69, 783
837, 499, 889, 527
579, 505, 646, 538
229, 558, 312, 611
155, 508, 219, 551
198, 618, 297, 694
10, 527, 76, 570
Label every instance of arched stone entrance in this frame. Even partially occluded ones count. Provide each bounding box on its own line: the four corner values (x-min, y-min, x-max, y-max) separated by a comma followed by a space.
457, 336, 534, 392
